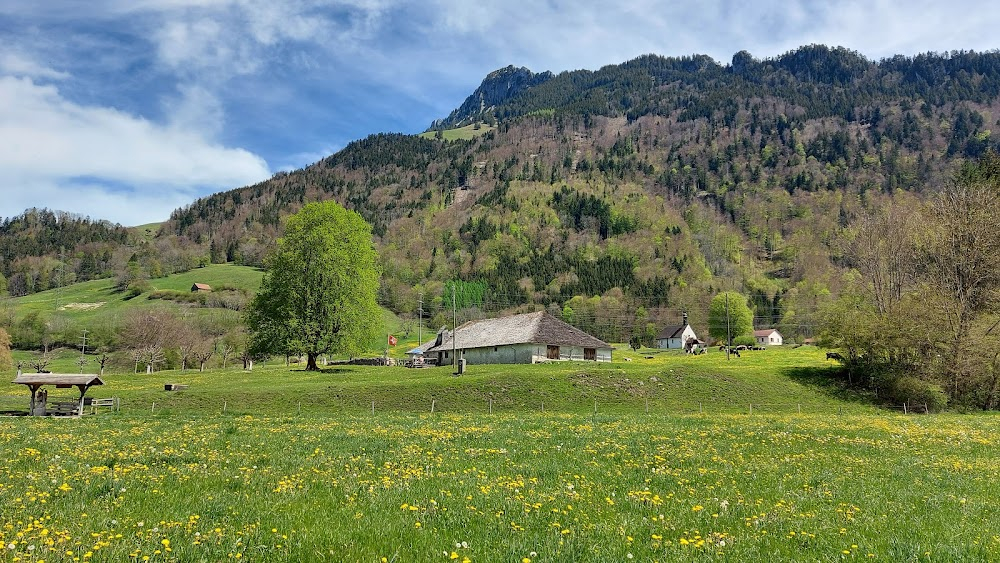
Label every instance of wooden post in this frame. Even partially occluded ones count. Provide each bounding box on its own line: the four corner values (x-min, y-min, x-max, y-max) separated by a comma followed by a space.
372, 401, 375, 415
797, 403, 801, 414
594, 398, 597, 414
541, 402, 544, 413
903, 403, 907, 415
151, 402, 155, 413
924, 403, 929, 414
489, 398, 492, 415
223, 400, 227, 414
749, 403, 752, 415
431, 399, 435, 413
645, 397, 649, 414
699, 402, 702, 414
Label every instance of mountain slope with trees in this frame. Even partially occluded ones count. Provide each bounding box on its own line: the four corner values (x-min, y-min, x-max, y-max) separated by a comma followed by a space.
6, 46, 1000, 408
153, 47, 1000, 337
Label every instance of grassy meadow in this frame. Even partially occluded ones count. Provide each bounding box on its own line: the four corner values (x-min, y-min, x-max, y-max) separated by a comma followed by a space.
9, 263, 263, 325
1, 411, 998, 561
419, 124, 496, 141
2, 347, 998, 560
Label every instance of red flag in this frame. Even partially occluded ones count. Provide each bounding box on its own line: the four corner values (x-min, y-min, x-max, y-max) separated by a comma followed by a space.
388, 334, 398, 346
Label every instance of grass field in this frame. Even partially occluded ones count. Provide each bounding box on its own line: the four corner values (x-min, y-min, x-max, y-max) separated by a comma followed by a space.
3, 349, 991, 561
1, 410, 997, 561
419, 124, 496, 141
9, 263, 264, 325
3, 347, 866, 416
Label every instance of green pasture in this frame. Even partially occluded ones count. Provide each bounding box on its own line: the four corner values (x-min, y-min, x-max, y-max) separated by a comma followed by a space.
2, 346, 860, 416
8, 264, 263, 324
1, 346, 993, 561
0, 411, 997, 561
420, 124, 496, 141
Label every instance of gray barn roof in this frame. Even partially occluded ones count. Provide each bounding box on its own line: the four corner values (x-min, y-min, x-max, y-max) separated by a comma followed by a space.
656, 324, 689, 340
425, 311, 610, 352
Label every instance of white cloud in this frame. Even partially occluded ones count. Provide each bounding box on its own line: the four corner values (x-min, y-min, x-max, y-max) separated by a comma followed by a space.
0, 50, 69, 80
0, 76, 270, 224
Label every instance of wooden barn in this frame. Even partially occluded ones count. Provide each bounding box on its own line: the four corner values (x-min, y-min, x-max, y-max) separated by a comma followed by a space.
424, 311, 612, 365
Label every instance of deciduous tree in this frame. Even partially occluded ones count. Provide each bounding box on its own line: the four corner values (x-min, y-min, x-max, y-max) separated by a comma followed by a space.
708, 292, 754, 344
246, 201, 382, 370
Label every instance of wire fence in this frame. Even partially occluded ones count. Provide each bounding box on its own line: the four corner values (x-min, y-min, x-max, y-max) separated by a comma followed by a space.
0, 395, 936, 418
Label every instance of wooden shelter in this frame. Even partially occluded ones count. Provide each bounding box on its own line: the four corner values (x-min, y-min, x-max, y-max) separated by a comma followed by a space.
12, 374, 105, 416
191, 283, 213, 292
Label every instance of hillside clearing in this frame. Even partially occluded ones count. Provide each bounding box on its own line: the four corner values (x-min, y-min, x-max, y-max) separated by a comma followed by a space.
419, 123, 495, 141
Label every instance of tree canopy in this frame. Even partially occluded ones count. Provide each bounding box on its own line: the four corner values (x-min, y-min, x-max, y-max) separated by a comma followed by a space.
246, 201, 382, 370
708, 292, 754, 344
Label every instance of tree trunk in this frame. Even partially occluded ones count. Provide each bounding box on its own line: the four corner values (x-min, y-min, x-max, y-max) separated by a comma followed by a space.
306, 353, 319, 371
200, 360, 206, 372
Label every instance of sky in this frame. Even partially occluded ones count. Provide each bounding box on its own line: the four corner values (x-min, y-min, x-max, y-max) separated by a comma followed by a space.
1, 1, 998, 226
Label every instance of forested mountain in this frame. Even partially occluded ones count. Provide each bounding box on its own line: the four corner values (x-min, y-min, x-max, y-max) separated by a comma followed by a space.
0, 209, 134, 296
8, 45, 1000, 347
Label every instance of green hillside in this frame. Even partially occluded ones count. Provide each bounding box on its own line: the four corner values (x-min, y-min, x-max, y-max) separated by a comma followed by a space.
9, 263, 263, 323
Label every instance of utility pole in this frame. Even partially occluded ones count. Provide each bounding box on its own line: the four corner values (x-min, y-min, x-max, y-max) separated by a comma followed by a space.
79, 329, 89, 373
417, 293, 423, 349
452, 286, 458, 373
55, 248, 66, 310
725, 292, 731, 361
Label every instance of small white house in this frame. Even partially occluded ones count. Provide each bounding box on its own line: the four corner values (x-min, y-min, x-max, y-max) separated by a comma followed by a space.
656, 313, 699, 350
754, 328, 783, 346
424, 311, 612, 365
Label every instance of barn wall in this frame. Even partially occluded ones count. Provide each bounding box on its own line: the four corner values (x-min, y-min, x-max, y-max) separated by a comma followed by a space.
459, 344, 612, 364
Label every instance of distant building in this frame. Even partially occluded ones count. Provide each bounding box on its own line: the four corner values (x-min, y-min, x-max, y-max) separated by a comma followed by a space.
423, 311, 612, 365
754, 328, 783, 346
191, 283, 213, 292
656, 313, 700, 350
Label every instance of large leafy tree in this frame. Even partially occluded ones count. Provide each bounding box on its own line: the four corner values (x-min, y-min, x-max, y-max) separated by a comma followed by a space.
708, 291, 754, 344
246, 201, 381, 370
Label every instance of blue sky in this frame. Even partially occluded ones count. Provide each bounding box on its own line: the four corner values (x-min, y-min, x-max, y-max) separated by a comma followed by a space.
1, 0, 998, 225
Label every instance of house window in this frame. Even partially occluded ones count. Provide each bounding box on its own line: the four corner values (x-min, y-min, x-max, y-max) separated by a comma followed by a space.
547, 345, 560, 359
584, 348, 596, 361
494, 346, 498, 352
444, 351, 449, 359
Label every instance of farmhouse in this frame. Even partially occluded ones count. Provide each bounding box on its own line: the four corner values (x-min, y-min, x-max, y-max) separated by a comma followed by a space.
754, 328, 784, 346
656, 313, 700, 350
191, 283, 213, 292
424, 311, 612, 365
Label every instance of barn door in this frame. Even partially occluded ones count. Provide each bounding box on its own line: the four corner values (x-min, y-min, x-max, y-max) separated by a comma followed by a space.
547, 345, 560, 359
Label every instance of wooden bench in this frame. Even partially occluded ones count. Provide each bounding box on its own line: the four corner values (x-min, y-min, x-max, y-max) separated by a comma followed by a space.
88, 398, 118, 413
48, 402, 81, 416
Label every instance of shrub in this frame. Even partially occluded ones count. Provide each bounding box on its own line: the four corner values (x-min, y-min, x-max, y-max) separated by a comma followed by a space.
733, 334, 756, 347
124, 280, 151, 300
887, 377, 949, 412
